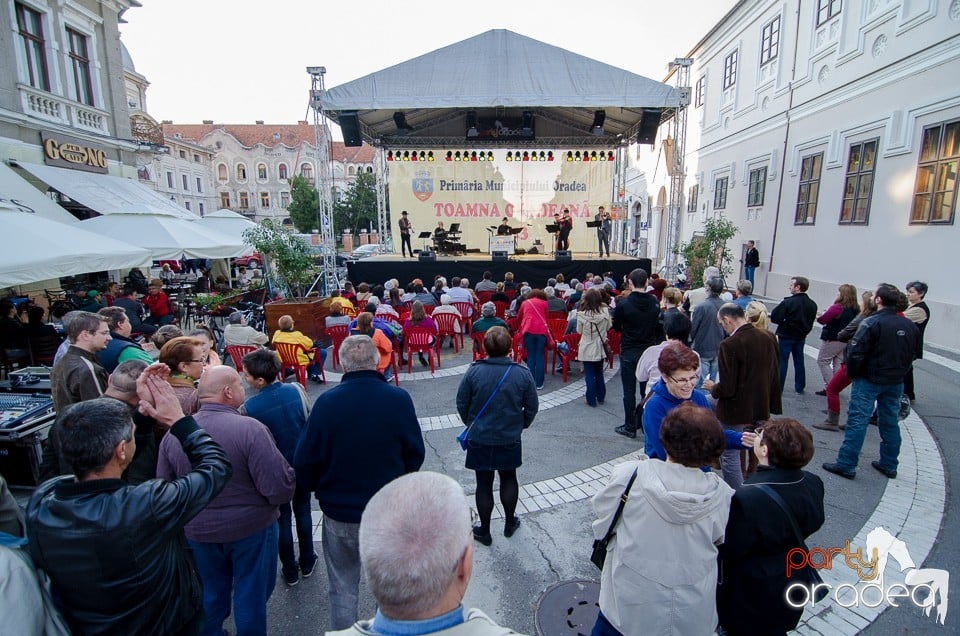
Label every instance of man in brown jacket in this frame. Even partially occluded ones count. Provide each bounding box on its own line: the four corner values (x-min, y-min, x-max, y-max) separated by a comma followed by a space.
703, 303, 781, 488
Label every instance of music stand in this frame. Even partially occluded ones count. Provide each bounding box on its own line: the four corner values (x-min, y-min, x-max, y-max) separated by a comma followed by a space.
417, 231, 433, 253
586, 220, 602, 256
545, 224, 560, 254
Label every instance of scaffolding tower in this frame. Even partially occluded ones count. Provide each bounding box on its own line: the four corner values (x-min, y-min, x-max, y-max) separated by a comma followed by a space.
308, 66, 340, 295
663, 58, 693, 279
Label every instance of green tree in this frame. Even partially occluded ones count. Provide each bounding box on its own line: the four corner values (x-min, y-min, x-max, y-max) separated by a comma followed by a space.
676, 217, 739, 287
333, 172, 378, 237
242, 219, 315, 298
287, 175, 319, 233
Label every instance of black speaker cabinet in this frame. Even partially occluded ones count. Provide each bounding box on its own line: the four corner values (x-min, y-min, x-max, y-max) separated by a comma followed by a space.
556, 250, 572, 261
340, 111, 363, 147
492, 251, 508, 262
419, 251, 436, 263
637, 109, 661, 145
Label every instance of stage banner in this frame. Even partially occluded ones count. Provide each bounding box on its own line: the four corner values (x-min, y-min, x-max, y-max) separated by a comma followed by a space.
388, 150, 614, 253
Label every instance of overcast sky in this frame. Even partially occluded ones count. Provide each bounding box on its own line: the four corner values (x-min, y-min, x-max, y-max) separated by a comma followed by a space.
121, 0, 737, 126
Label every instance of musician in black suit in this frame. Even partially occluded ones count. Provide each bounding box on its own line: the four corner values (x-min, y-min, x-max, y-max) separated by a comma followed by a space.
433, 222, 448, 253
497, 218, 512, 235
557, 209, 573, 251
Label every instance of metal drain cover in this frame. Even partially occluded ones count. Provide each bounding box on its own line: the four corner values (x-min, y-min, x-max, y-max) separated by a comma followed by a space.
534, 578, 601, 636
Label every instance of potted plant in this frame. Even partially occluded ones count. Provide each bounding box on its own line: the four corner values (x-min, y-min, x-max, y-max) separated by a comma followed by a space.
242, 220, 331, 340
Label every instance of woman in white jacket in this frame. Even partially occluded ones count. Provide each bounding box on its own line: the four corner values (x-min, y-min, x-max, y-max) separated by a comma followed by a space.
591, 404, 734, 636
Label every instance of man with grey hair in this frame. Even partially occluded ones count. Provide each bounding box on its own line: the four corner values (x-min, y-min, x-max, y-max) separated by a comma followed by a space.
544, 286, 567, 314
50, 311, 111, 412
296, 336, 425, 630
690, 277, 727, 388
684, 265, 722, 314
733, 279, 754, 310
329, 472, 522, 635
223, 311, 269, 347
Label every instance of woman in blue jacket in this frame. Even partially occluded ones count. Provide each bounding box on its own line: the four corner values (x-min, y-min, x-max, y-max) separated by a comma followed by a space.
643, 342, 754, 462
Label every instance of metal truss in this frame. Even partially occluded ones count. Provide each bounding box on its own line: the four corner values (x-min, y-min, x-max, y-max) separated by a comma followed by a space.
374, 148, 389, 253
308, 67, 341, 295
664, 59, 692, 278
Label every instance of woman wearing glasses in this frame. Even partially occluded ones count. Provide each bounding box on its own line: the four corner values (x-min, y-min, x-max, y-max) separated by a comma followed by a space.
642, 343, 753, 461
717, 418, 824, 636
158, 336, 203, 415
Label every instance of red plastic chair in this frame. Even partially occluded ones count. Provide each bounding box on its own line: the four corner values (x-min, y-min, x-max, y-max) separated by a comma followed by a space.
504, 288, 518, 300
224, 345, 258, 372
505, 316, 520, 333
511, 332, 525, 363
476, 291, 494, 304
432, 312, 463, 353
493, 301, 509, 319
326, 324, 349, 371
547, 319, 568, 374
548, 310, 568, 321
388, 341, 400, 386
606, 329, 622, 368
273, 341, 324, 387
451, 302, 474, 333
557, 333, 582, 382
403, 326, 439, 373
471, 331, 488, 360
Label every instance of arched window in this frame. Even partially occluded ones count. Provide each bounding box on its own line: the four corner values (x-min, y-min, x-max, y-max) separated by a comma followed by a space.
300, 163, 313, 180
278, 163, 288, 180
217, 163, 227, 181
257, 163, 267, 180
236, 163, 247, 181
348, 166, 356, 176
366, 166, 373, 173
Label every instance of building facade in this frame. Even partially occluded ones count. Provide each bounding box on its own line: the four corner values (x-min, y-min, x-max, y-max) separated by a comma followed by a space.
636, 0, 960, 349
1, 0, 139, 174
161, 122, 375, 223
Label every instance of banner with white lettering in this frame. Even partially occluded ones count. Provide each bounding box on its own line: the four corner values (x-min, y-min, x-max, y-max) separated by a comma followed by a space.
388, 150, 614, 252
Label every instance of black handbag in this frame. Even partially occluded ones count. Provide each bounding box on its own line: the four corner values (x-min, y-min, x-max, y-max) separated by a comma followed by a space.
590, 467, 639, 570
756, 484, 828, 603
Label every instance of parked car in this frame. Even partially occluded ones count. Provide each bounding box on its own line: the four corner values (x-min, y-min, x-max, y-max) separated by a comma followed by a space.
233, 252, 264, 268
306, 245, 349, 268
348, 244, 382, 260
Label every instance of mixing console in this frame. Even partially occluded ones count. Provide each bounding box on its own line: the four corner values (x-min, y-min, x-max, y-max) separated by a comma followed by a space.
0, 393, 54, 430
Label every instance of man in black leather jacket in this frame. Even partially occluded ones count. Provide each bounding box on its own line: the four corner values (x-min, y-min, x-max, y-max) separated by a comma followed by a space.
26, 365, 232, 636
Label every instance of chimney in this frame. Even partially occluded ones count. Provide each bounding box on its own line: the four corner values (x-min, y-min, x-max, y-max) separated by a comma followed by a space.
298, 120, 307, 125
255, 120, 264, 125
161, 119, 172, 124
202, 119, 213, 124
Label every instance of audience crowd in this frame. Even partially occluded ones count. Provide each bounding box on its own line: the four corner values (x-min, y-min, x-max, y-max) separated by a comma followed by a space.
0, 262, 928, 636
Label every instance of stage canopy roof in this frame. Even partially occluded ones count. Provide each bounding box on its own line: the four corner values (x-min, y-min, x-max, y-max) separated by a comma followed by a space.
323, 29, 679, 147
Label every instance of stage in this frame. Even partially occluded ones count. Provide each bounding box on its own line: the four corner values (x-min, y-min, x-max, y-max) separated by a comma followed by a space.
346, 252, 653, 289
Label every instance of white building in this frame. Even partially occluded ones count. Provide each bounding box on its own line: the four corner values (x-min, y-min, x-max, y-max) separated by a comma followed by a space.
161, 122, 374, 224
121, 43, 217, 217
636, 0, 960, 349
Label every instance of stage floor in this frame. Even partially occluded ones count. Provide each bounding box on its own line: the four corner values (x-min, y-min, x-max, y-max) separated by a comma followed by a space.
346, 253, 652, 289
358, 251, 636, 264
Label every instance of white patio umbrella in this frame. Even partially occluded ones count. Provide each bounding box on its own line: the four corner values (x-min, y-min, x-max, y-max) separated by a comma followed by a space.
80, 213, 250, 261
0, 203, 151, 287
194, 209, 258, 244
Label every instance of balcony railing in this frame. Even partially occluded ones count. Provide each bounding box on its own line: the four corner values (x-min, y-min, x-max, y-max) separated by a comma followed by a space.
19, 84, 110, 135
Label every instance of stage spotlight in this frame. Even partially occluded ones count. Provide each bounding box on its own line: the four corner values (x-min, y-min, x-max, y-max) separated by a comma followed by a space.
566, 151, 573, 162
583, 152, 590, 162
427, 151, 434, 162
445, 151, 452, 161
387, 151, 394, 161
455, 151, 462, 162
410, 151, 418, 161
402, 151, 410, 161
599, 151, 606, 161
591, 151, 598, 161
591, 110, 605, 136
547, 151, 554, 161
575, 151, 582, 161
522, 151, 529, 161
394, 112, 412, 136
608, 151, 615, 161
466, 111, 479, 138
487, 151, 494, 161
514, 151, 521, 161
505, 152, 513, 162
470, 151, 478, 161
530, 151, 538, 161
479, 152, 486, 161
539, 151, 546, 161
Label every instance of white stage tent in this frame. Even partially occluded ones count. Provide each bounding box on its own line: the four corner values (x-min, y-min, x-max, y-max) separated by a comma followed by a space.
323, 29, 680, 144
0, 163, 151, 287
194, 208, 258, 243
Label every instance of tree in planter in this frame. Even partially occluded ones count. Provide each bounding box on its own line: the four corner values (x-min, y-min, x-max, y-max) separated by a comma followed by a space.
242, 220, 315, 298
288, 175, 320, 233
675, 217, 739, 287
333, 172, 378, 237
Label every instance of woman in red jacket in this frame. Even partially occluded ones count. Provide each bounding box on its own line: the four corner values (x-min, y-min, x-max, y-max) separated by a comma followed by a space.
142, 279, 175, 326
517, 289, 550, 390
